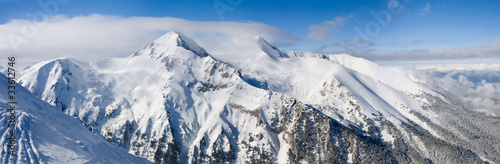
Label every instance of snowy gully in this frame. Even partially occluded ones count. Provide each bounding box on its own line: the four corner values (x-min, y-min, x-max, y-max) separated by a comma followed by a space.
6, 57, 17, 156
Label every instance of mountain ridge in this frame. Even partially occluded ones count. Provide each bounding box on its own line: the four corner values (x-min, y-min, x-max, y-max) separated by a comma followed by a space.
4, 32, 499, 163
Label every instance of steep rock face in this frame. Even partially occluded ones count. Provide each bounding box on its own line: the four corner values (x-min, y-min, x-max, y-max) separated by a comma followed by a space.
285, 51, 500, 163
95, 32, 241, 163
16, 32, 499, 163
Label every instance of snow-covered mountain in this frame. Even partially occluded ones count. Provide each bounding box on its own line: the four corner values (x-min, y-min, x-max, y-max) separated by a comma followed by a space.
6, 31, 500, 163
0, 74, 150, 163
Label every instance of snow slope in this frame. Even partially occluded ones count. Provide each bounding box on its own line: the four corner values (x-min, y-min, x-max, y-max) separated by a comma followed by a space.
13, 31, 500, 163
0, 74, 151, 163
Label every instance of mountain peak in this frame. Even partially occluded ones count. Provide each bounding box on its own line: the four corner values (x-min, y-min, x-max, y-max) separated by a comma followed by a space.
133, 31, 209, 58
255, 36, 288, 59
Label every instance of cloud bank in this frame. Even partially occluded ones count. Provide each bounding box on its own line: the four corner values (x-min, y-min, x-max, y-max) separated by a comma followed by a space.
325, 39, 500, 62
0, 14, 297, 68
1, 14, 498, 68
393, 64, 500, 117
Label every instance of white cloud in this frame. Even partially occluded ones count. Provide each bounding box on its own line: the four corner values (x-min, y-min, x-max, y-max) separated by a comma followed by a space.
422, 67, 500, 117
390, 64, 500, 117
313, 37, 500, 62
419, 2, 431, 16
307, 15, 352, 40
347, 39, 500, 61
0, 14, 297, 68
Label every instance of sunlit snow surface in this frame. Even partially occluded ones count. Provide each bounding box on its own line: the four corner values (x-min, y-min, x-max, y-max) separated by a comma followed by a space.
0, 74, 151, 163
2, 32, 499, 163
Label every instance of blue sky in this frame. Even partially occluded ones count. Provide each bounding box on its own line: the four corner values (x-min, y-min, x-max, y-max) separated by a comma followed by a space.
1, 0, 499, 66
